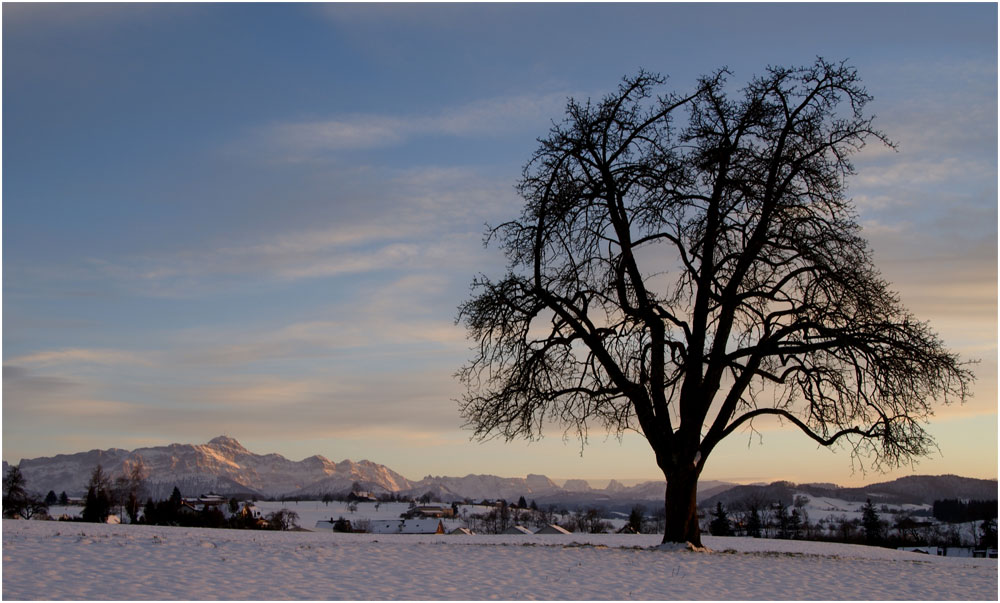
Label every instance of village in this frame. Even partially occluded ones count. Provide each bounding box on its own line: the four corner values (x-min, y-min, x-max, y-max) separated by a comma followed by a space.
39, 484, 993, 560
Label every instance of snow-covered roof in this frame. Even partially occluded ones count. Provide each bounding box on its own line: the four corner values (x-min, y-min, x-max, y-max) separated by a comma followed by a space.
501, 525, 533, 535
369, 520, 403, 534
400, 519, 444, 534
535, 524, 570, 535
369, 519, 444, 534
449, 527, 474, 535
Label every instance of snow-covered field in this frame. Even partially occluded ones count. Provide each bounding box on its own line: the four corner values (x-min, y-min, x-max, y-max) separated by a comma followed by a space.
3, 519, 995, 600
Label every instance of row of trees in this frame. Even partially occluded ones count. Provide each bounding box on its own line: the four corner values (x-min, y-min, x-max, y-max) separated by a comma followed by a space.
79, 463, 147, 523
140, 487, 300, 530
707, 500, 809, 540
932, 499, 998, 524
706, 498, 998, 549
3, 463, 300, 531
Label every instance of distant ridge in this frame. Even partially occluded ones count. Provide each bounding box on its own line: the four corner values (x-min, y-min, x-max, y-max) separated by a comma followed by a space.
701, 475, 998, 509
4, 437, 994, 508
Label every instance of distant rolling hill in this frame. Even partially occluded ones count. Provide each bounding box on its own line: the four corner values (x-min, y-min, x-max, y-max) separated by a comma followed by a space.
701, 475, 998, 509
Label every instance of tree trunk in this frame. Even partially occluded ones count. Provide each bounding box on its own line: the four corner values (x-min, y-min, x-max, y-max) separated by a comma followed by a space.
662, 468, 702, 546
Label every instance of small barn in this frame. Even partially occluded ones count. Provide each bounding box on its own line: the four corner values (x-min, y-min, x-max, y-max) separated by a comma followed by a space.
449, 527, 474, 535
535, 524, 571, 535
502, 525, 533, 535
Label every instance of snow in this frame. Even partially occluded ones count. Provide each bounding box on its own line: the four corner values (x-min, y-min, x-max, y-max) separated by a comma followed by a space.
3, 520, 995, 600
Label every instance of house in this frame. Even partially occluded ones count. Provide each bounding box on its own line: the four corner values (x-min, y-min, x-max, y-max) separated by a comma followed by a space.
196, 494, 229, 507
183, 494, 229, 512
405, 504, 455, 519
449, 527, 474, 535
369, 519, 445, 534
176, 501, 202, 516
502, 525, 533, 535
233, 502, 263, 522
347, 490, 378, 503
535, 524, 571, 535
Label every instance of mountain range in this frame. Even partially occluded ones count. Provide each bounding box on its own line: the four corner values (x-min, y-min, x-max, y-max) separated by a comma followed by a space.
3, 436, 723, 504
4, 436, 994, 508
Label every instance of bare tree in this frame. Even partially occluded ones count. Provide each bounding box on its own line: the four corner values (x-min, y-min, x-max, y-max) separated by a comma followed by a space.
458, 59, 972, 545
2, 466, 47, 520
2, 466, 28, 518
266, 508, 300, 531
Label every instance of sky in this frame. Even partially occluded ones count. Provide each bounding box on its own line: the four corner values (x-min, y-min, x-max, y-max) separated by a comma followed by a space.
3, 3, 997, 488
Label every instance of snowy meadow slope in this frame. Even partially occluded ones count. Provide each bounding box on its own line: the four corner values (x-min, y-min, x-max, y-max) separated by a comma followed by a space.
3, 520, 995, 600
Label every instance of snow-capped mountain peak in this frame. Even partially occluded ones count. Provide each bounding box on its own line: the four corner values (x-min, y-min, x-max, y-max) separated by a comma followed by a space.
11, 437, 413, 500
206, 435, 250, 454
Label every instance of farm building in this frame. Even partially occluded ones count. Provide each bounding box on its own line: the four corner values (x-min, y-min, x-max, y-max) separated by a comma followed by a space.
369, 519, 445, 534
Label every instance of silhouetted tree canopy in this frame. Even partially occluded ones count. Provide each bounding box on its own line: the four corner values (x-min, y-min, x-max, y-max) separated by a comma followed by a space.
459, 58, 973, 545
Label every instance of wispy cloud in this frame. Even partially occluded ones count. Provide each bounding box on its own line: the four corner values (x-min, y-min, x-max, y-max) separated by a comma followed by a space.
6, 348, 154, 367
254, 93, 570, 161
2, 3, 197, 30
169, 274, 468, 370
71, 167, 512, 298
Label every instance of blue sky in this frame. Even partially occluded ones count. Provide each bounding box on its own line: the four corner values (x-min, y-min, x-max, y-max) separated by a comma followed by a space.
3, 3, 996, 487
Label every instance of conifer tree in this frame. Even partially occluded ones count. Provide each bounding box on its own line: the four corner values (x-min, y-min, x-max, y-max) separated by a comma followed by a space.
788, 509, 802, 539
628, 505, 645, 534
709, 501, 732, 536
81, 465, 112, 523
747, 505, 762, 538
775, 502, 790, 539
169, 486, 183, 509
861, 499, 883, 545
